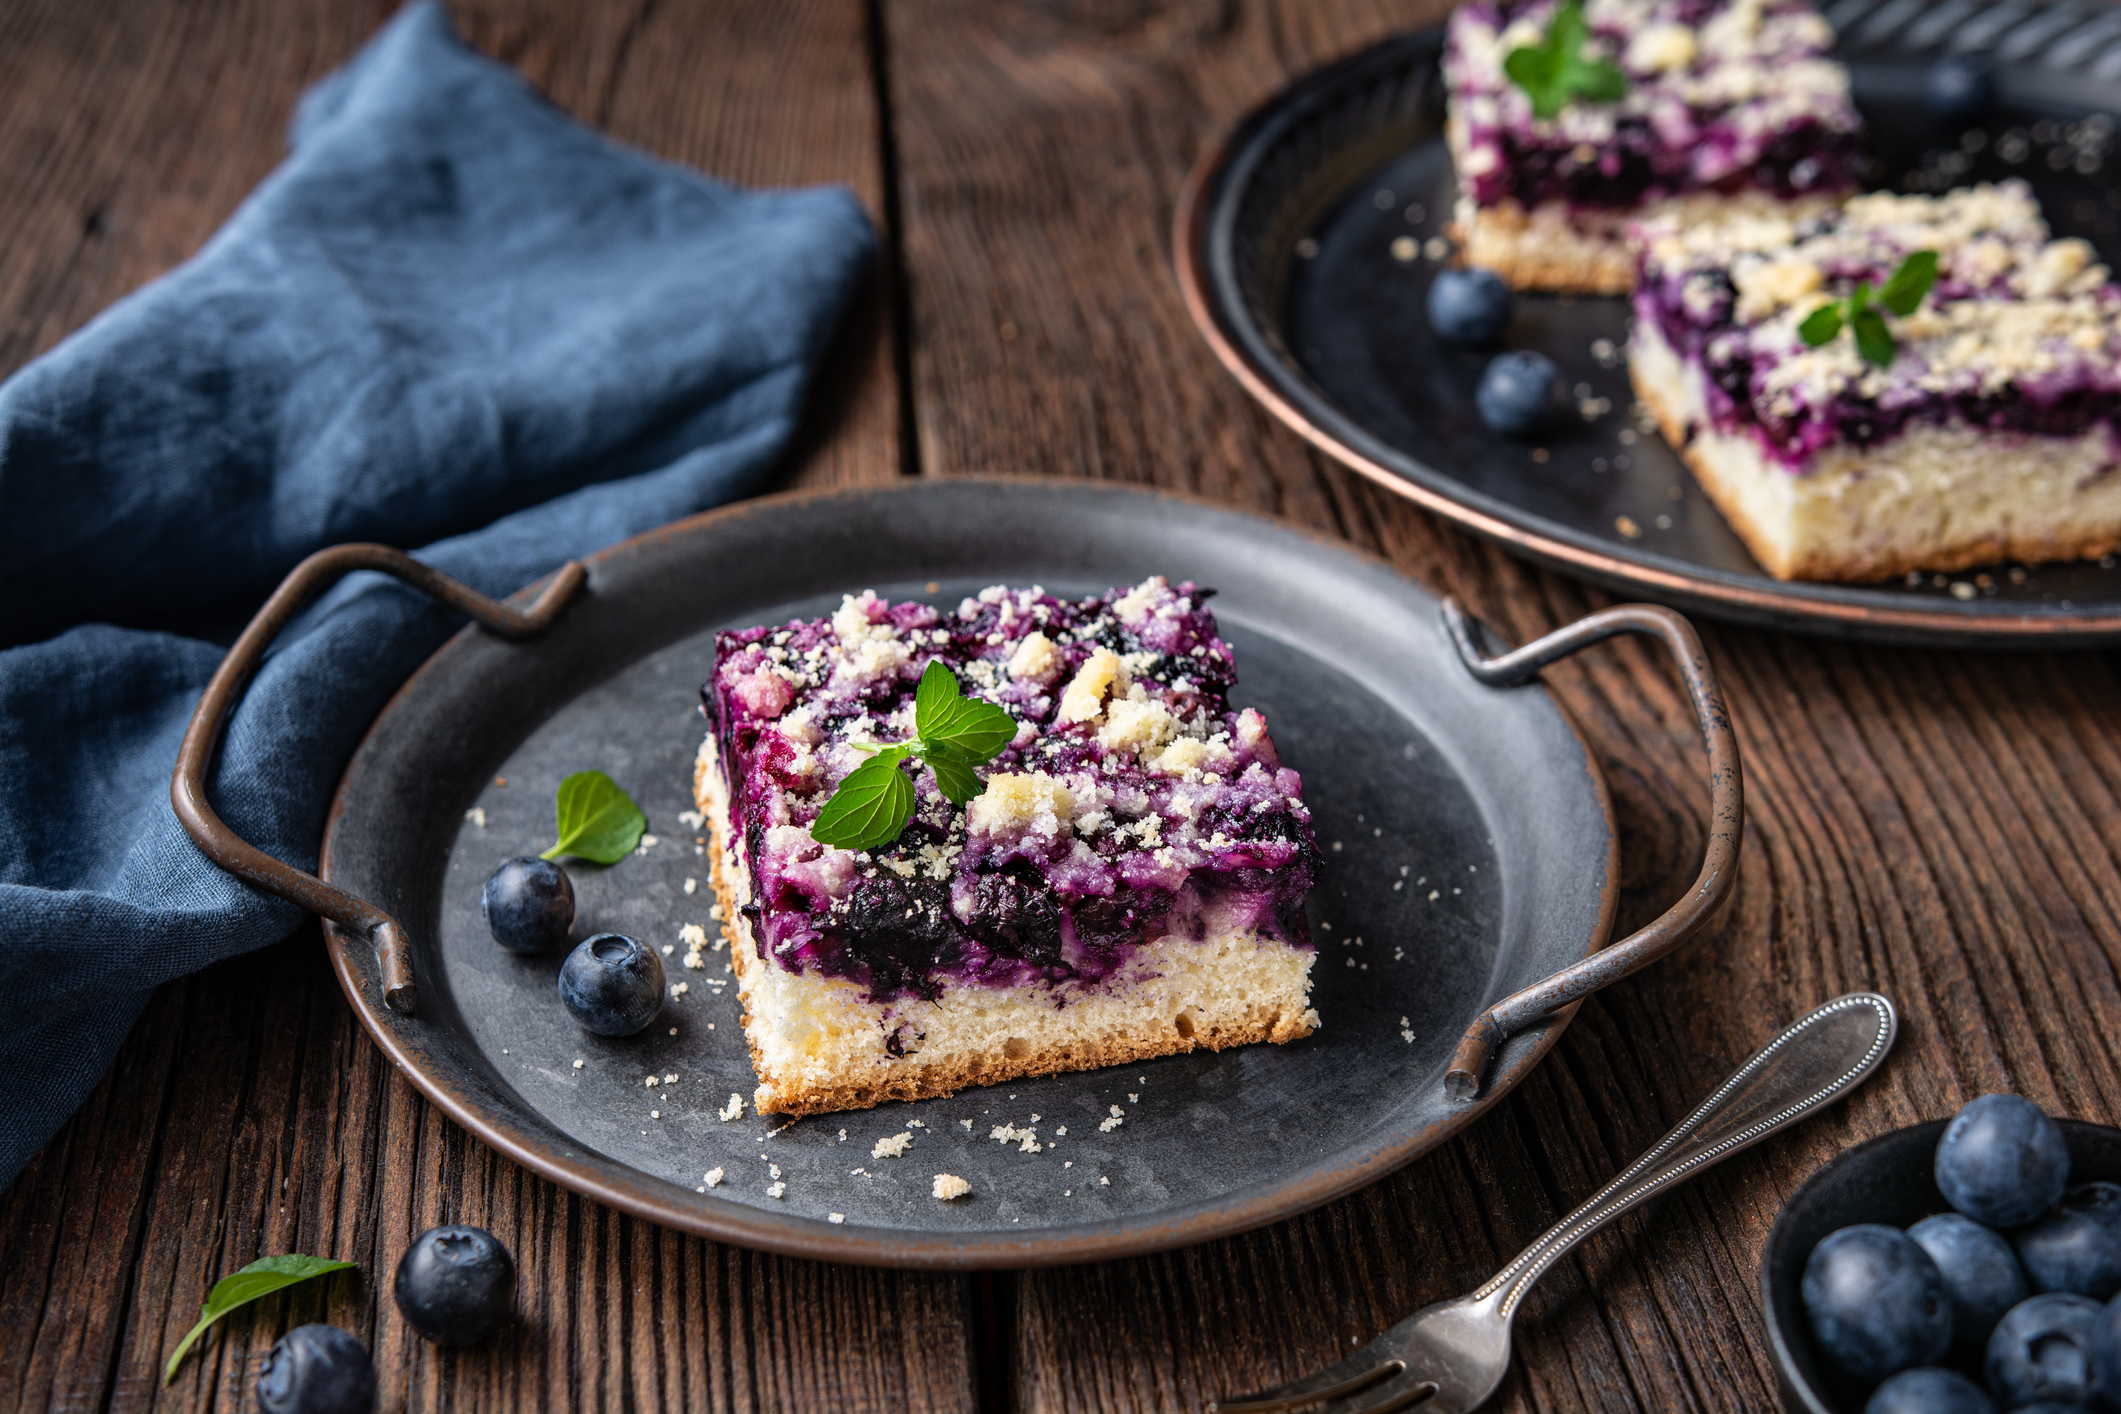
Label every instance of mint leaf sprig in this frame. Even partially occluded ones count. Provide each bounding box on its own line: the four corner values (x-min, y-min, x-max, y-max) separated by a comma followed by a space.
1798, 250, 1939, 369
810, 661, 1016, 852
164, 1254, 356, 1383
541, 769, 647, 863
1504, 0, 1628, 121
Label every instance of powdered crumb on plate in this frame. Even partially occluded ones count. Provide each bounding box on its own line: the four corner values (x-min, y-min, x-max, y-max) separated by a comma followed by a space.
990, 1123, 1042, 1153
720, 1093, 745, 1122
464, 807, 486, 828
1099, 1116, 1124, 1133
828, 1213, 845, 1224
704, 1168, 724, 1187
839, 1129, 848, 1142
572, 1058, 584, 1070
872, 1132, 914, 1160
767, 1181, 786, 1199
959, 1118, 974, 1131
1099, 1176, 1110, 1186
684, 877, 698, 895
933, 1174, 971, 1200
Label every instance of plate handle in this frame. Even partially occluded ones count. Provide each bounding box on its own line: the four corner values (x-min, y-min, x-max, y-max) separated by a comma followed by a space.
171, 545, 587, 1016
1440, 599, 1742, 1101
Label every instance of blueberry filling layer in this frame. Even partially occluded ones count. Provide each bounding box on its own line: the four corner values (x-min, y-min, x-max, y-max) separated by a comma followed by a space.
1445, 0, 1862, 213
707, 580, 1318, 1004
1633, 182, 2121, 468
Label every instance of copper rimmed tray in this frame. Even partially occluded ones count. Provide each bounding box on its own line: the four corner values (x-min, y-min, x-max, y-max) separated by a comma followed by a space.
1174, 6, 2121, 645
178, 478, 1739, 1267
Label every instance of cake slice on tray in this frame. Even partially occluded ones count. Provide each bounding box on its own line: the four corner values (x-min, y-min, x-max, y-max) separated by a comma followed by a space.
696, 577, 1321, 1118
1443, 0, 1863, 294
1629, 181, 2121, 582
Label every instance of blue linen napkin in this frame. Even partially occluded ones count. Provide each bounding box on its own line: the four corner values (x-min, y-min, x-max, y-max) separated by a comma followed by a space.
0, 1, 875, 1190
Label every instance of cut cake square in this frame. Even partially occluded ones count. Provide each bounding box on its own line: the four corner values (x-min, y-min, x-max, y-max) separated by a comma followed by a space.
1628, 180, 2121, 583
696, 577, 1321, 1118
1443, 0, 1862, 293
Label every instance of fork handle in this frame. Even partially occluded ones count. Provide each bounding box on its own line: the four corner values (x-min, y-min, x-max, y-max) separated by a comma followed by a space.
1475, 992, 1897, 1322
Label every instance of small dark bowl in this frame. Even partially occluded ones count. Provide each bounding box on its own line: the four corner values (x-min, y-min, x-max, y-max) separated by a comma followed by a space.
1763, 1118, 2121, 1413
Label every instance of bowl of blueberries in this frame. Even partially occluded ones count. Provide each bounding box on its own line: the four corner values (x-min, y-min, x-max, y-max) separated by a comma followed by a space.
1766, 1095, 2121, 1413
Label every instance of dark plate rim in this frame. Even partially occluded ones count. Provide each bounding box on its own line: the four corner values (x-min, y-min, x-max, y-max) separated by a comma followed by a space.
316, 476, 1621, 1268
1173, 27, 2121, 647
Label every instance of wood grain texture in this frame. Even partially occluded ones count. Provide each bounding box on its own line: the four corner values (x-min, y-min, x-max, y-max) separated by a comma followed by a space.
880, 1, 2121, 1410
0, 3, 946, 1412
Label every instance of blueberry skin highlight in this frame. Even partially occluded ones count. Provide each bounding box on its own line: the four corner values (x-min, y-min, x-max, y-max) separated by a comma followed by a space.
482, 856, 575, 954
1935, 1094, 2070, 1229
2016, 1181, 2121, 1299
1908, 1212, 2029, 1354
1475, 350, 1559, 438
1863, 1366, 1994, 1414
557, 933, 663, 1037
394, 1224, 516, 1346
1925, 52, 1997, 126
2091, 1295, 2121, 1408
1425, 267, 1512, 347
255, 1324, 376, 1414
1802, 1224, 1953, 1382
1986, 1292, 2103, 1407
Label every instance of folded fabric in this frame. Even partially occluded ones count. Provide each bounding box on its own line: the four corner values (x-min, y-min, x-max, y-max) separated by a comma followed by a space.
0, 0, 874, 1191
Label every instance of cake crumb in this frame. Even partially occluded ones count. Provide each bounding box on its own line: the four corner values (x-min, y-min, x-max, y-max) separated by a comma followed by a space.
1110, 1105, 1125, 1117
990, 1124, 1042, 1153
705, 1168, 724, 1187
960, 1118, 974, 1131
933, 1174, 972, 1201
1055, 1126, 1067, 1136
650, 1110, 660, 1119
768, 1163, 781, 1179
1099, 1116, 1124, 1133
1127, 1093, 1138, 1103
1064, 1160, 1073, 1168
645, 1076, 659, 1088
767, 1181, 786, 1199
684, 877, 698, 895
463, 807, 486, 828
829, 1213, 845, 1224
720, 1093, 745, 1122
572, 1058, 584, 1070
872, 1131, 914, 1160
839, 1129, 848, 1142
1100, 1176, 1110, 1186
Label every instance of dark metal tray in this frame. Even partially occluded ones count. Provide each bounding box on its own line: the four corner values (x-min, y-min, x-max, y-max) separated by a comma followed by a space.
1175, 2, 2121, 646
175, 479, 1739, 1267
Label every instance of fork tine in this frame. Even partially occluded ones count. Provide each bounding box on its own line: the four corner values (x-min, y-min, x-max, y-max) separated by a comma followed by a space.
1208, 1352, 1405, 1413
1328, 1371, 1441, 1414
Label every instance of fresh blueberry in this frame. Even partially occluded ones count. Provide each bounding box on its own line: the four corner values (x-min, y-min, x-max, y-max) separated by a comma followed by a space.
1802, 1224, 1953, 1382
2090, 1294, 2121, 1407
2016, 1182, 2121, 1299
1475, 350, 1559, 437
1925, 52, 1998, 126
1864, 1366, 1995, 1414
255, 1324, 376, 1414
1987, 1292, 2103, 1407
1909, 1213, 2030, 1354
557, 933, 663, 1037
1425, 267, 1512, 347
481, 856, 575, 954
1936, 1094, 2070, 1229
394, 1224, 516, 1346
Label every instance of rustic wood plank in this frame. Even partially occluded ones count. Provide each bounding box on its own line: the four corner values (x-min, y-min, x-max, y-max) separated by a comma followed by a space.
0, 3, 946, 1412
880, 1, 2121, 1410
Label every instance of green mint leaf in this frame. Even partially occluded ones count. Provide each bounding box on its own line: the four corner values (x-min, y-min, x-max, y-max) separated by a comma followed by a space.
164, 1255, 355, 1383
925, 750, 986, 806
1503, 46, 1561, 116
912, 662, 1017, 759
810, 749, 915, 851
1847, 279, 1872, 316
1878, 249, 1939, 317
1852, 308, 1895, 368
1504, 1, 1627, 120
1798, 304, 1843, 346
1564, 53, 1629, 104
540, 770, 647, 863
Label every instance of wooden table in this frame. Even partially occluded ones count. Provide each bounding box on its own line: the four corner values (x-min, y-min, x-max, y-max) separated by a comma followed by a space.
6, 2, 2118, 1409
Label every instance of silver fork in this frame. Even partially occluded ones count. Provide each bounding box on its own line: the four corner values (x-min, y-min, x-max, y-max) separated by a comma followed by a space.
1209, 992, 1898, 1414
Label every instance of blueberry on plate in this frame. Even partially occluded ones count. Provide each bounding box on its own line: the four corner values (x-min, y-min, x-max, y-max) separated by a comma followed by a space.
1924, 52, 1998, 126
1908, 1212, 2029, 1353
1475, 350, 1559, 438
1935, 1094, 2069, 1229
1863, 1366, 1994, 1414
1987, 1291, 2103, 1407
1425, 267, 1512, 347
394, 1224, 516, 1346
2016, 1181, 2121, 1299
481, 856, 575, 954
2091, 1295, 2121, 1407
1802, 1224, 1953, 1382
558, 933, 663, 1037
255, 1324, 376, 1414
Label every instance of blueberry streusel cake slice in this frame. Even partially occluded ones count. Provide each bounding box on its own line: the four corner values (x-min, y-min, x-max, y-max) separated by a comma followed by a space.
697, 578, 1320, 1118
1629, 181, 2121, 583
1443, 0, 1862, 294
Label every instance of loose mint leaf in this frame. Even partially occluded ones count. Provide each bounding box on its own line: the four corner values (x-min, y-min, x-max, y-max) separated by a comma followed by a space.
540, 769, 647, 863
1505, 0, 1628, 120
925, 750, 985, 806
912, 661, 1018, 759
1798, 304, 1844, 346
1852, 308, 1895, 368
1878, 249, 1939, 317
164, 1254, 355, 1383
811, 749, 915, 851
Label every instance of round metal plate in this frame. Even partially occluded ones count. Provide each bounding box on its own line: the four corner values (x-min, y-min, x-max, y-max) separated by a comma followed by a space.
319, 478, 1617, 1268
1175, 7, 2121, 646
